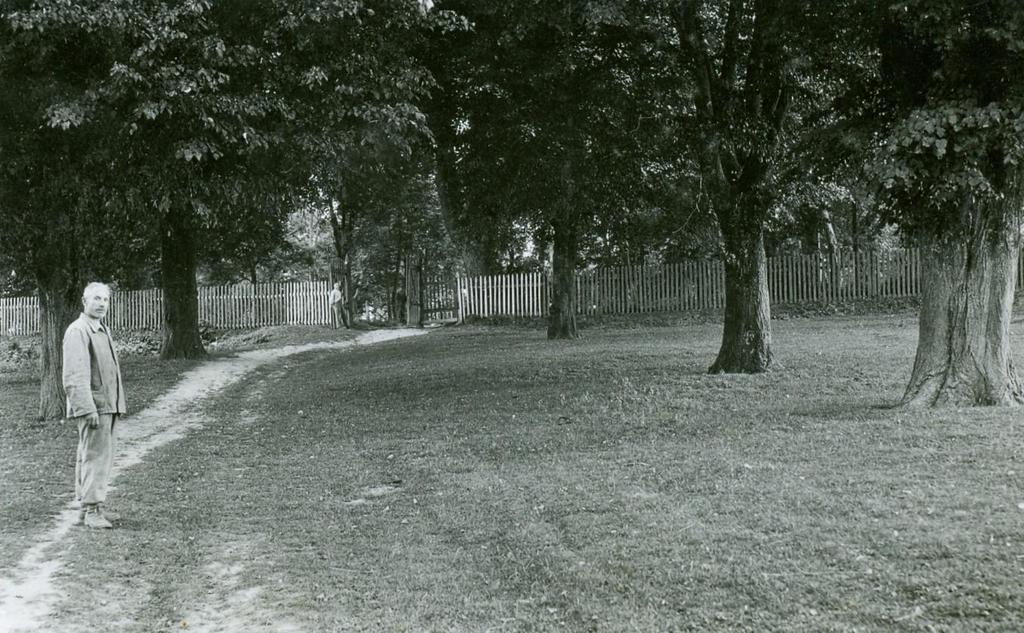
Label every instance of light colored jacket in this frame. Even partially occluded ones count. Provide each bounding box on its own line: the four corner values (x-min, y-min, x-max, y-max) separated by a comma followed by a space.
62, 314, 127, 418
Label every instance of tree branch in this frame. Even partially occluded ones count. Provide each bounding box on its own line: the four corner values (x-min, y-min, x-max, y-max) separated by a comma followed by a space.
744, 0, 775, 119
720, 0, 745, 93
672, 0, 717, 121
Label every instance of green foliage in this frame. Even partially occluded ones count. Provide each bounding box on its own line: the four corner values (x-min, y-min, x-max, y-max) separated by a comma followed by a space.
423, 0, 681, 270
306, 133, 459, 317
5, 0, 1019, 298
766, 181, 860, 254
1, 0, 446, 293
669, 0, 877, 235
873, 0, 1024, 241
879, 101, 1023, 196
198, 193, 298, 284
0, 265, 33, 297
355, 173, 457, 316
0, 1, 132, 286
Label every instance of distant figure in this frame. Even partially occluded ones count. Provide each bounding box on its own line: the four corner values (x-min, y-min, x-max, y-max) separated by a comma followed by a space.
62, 282, 127, 529
329, 281, 347, 329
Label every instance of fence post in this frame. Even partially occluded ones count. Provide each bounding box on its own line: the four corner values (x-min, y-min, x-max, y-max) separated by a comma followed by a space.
456, 275, 464, 323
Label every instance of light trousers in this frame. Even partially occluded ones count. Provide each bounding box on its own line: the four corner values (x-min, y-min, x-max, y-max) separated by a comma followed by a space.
75, 413, 116, 506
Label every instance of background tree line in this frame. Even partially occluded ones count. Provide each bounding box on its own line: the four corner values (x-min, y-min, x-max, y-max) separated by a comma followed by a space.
1, 0, 1022, 416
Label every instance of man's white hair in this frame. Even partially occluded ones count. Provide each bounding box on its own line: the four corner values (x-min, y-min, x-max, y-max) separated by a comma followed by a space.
82, 281, 111, 299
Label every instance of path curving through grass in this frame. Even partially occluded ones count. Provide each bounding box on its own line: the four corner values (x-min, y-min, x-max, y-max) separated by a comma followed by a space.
0, 328, 428, 633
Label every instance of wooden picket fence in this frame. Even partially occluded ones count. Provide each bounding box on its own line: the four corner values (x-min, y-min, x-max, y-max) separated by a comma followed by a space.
0, 281, 334, 336
0, 248, 1018, 334
456, 272, 549, 318
195, 282, 333, 328
0, 296, 40, 337
423, 275, 460, 321
456, 248, 927, 318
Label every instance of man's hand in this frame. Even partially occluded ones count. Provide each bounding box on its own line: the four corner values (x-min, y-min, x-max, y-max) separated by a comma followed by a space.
85, 412, 99, 429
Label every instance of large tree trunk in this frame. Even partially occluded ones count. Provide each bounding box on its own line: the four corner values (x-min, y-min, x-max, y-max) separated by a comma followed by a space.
709, 224, 772, 373
405, 254, 424, 327
902, 230, 1022, 407
160, 206, 206, 359
548, 147, 581, 340
672, 0, 787, 373
36, 273, 82, 420
547, 218, 579, 340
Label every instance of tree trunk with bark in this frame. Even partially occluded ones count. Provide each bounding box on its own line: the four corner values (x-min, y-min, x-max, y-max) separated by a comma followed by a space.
548, 144, 582, 341
902, 228, 1023, 406
547, 218, 579, 340
405, 254, 424, 327
329, 200, 355, 328
672, 0, 788, 373
160, 206, 206, 359
36, 273, 82, 419
709, 221, 772, 373
343, 257, 354, 328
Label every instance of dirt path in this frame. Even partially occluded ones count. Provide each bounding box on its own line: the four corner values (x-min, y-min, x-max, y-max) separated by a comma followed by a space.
0, 328, 428, 633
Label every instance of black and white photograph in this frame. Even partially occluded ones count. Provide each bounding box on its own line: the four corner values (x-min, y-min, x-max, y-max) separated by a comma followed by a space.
1, 1, 1023, 631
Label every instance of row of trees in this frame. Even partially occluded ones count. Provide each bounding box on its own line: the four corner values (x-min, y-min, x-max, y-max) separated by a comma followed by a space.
425, 0, 1024, 405
0, 0, 453, 417
1, 0, 1022, 416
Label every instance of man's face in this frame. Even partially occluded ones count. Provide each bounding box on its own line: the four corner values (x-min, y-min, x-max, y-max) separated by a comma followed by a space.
83, 288, 110, 320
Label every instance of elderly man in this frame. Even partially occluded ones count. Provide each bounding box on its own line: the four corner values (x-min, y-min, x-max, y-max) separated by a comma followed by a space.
62, 282, 127, 529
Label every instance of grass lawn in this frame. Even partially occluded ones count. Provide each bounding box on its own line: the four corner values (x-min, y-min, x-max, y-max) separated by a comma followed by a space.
8, 315, 1024, 631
